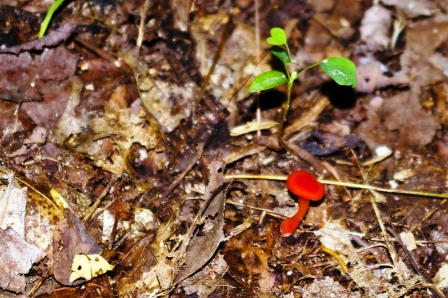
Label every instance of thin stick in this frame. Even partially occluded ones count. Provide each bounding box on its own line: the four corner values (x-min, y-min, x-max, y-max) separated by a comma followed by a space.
83, 176, 117, 223
137, 0, 151, 49
255, 0, 261, 137
226, 200, 285, 218
195, 16, 235, 108
349, 149, 399, 273
27, 274, 51, 297
159, 142, 205, 201
224, 174, 448, 199
410, 199, 448, 232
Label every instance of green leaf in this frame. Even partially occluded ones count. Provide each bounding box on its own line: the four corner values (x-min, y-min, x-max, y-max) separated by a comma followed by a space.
249, 70, 288, 93
266, 28, 287, 46
39, 0, 66, 38
271, 47, 290, 64
319, 57, 357, 87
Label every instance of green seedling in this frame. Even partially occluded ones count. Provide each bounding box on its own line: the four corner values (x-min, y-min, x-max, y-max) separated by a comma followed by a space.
39, 0, 67, 38
249, 27, 357, 146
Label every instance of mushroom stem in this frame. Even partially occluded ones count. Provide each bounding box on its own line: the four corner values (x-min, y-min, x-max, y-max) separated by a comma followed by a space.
280, 198, 310, 234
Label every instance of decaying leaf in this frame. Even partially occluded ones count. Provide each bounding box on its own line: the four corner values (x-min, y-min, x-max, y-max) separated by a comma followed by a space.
355, 57, 409, 93
0, 23, 75, 55
0, 46, 77, 108
0, 174, 27, 237
360, 4, 392, 50
116, 234, 157, 296
0, 227, 44, 293
303, 276, 360, 298
60, 99, 164, 178
316, 222, 382, 291
53, 210, 102, 285
434, 263, 448, 288
316, 222, 425, 295
174, 161, 226, 284
0, 174, 44, 293
380, 0, 438, 18
357, 91, 437, 151
179, 253, 228, 298
141, 80, 197, 133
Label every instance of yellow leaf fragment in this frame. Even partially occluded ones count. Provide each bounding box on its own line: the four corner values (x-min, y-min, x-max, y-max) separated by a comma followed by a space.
49, 188, 70, 211
69, 254, 114, 283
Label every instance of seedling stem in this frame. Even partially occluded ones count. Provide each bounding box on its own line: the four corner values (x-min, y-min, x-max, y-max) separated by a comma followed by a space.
249, 27, 357, 152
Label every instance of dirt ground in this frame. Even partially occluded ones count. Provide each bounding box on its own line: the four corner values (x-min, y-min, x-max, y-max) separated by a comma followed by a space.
1, 0, 448, 297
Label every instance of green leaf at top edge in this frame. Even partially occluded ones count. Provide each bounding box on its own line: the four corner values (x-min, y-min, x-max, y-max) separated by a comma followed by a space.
249, 70, 288, 93
39, 0, 66, 38
271, 47, 290, 64
266, 28, 287, 46
319, 56, 357, 87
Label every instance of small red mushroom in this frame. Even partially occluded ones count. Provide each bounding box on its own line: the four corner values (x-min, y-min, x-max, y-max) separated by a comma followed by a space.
280, 170, 325, 234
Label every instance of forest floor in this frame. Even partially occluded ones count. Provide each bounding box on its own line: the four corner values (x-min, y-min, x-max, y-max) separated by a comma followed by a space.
1, 0, 448, 297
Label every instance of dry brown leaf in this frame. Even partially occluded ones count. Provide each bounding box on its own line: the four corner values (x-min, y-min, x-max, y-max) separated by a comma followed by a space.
180, 254, 228, 298
52, 211, 102, 285
61, 100, 164, 177
355, 57, 409, 93
116, 234, 158, 296
0, 23, 75, 54
174, 161, 226, 284
141, 80, 197, 133
0, 47, 77, 106
400, 13, 448, 88
357, 92, 437, 151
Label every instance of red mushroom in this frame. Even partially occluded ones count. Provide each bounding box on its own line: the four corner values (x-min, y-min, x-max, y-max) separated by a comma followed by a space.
280, 170, 325, 234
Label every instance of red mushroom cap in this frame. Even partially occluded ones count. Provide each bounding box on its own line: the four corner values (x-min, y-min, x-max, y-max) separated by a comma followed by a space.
286, 170, 325, 201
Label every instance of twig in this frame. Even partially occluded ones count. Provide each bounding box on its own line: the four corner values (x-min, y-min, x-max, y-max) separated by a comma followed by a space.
226, 200, 285, 218
226, 267, 259, 298
388, 227, 445, 298
255, 0, 261, 137
410, 198, 448, 232
27, 274, 51, 297
82, 176, 117, 222
137, 0, 151, 49
159, 142, 205, 200
224, 174, 448, 199
352, 150, 398, 271
194, 16, 235, 108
